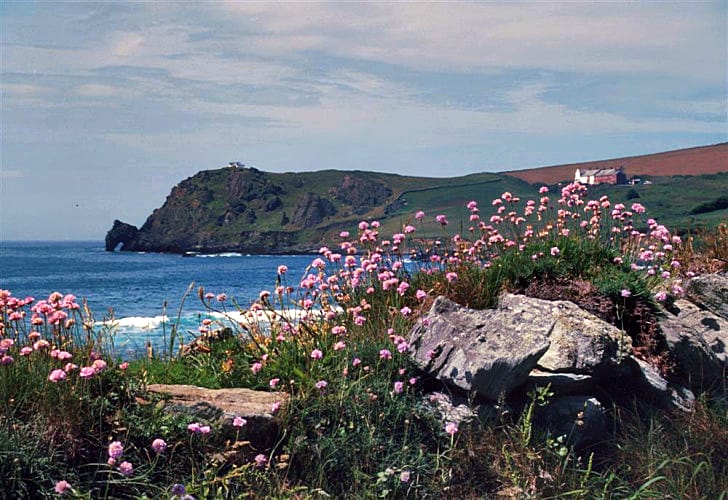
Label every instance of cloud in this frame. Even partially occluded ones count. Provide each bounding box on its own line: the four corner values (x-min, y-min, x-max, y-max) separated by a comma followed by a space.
0, 169, 24, 179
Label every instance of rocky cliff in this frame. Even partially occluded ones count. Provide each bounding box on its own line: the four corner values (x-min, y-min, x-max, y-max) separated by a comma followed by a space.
105, 166, 407, 254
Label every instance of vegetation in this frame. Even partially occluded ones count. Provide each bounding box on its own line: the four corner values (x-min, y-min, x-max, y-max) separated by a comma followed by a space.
2, 182, 727, 498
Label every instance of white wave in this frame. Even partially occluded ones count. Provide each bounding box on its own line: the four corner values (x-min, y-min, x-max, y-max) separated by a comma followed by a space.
102, 315, 170, 330
195, 252, 243, 258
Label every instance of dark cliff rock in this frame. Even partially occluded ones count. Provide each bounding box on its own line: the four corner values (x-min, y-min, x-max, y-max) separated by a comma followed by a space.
105, 220, 139, 251
291, 193, 337, 229
330, 175, 392, 215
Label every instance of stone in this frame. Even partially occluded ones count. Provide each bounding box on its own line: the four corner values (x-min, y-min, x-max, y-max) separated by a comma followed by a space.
408, 296, 551, 400
146, 384, 288, 446
628, 357, 695, 412
499, 294, 632, 375
105, 220, 139, 252
660, 299, 728, 391
687, 273, 728, 320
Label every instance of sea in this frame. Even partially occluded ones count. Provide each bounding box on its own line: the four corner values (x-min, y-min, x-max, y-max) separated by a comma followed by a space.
0, 241, 316, 359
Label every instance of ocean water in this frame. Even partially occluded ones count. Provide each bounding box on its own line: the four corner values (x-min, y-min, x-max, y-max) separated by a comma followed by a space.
0, 241, 315, 358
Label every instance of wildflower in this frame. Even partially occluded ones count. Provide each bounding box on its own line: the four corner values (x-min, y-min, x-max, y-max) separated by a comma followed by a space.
64, 363, 78, 372
118, 461, 133, 476
445, 421, 459, 435
409, 377, 418, 385
48, 369, 67, 382
655, 291, 668, 302
445, 272, 458, 283
339, 231, 350, 238
400, 306, 412, 316
19, 346, 32, 356
310, 349, 323, 360
352, 357, 361, 366
79, 366, 96, 378
550, 246, 560, 256
251, 362, 262, 374
333, 341, 346, 351
315, 380, 328, 390
216, 293, 227, 302
254, 454, 267, 467
379, 349, 392, 360
233, 416, 247, 427
108, 441, 124, 460
400, 470, 411, 483
269, 377, 280, 388
435, 214, 448, 226
539, 186, 549, 194
171, 483, 187, 496
277, 265, 288, 274
187, 422, 201, 433
416, 289, 427, 301
54, 480, 72, 495
415, 210, 425, 220
393, 381, 404, 394
151, 438, 167, 454
33, 339, 50, 350
118, 361, 129, 370
199, 425, 211, 434
621, 289, 632, 298
271, 401, 281, 413
1, 355, 14, 365
92, 359, 107, 373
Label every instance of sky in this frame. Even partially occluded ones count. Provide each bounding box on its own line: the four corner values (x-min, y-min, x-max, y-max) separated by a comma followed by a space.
1, 1, 726, 240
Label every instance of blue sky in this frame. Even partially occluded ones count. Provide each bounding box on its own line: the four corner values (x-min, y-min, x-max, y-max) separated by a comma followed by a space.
1, 1, 726, 240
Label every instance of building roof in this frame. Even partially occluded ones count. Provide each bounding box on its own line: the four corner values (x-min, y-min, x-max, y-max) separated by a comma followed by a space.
578, 167, 622, 177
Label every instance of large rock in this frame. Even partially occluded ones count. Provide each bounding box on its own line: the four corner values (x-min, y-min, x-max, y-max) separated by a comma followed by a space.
687, 273, 728, 320
659, 299, 728, 391
146, 384, 288, 445
500, 294, 632, 375
105, 220, 139, 251
628, 357, 695, 412
409, 296, 551, 400
537, 396, 608, 451
526, 369, 594, 396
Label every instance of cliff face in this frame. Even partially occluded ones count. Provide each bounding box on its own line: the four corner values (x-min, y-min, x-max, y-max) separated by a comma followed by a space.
106, 166, 400, 254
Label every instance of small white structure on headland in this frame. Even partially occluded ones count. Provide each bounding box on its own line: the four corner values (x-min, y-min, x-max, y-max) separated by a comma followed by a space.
574, 166, 627, 185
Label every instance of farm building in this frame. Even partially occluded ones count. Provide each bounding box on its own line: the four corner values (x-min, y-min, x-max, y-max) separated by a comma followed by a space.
574, 166, 627, 185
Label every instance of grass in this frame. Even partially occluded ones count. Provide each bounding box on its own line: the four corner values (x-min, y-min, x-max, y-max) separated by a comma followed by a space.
1, 182, 727, 498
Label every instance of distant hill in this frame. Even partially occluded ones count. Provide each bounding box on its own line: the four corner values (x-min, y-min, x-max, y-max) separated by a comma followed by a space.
505, 143, 728, 185
106, 145, 728, 254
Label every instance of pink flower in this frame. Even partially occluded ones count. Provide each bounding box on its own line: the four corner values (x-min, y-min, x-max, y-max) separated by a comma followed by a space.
550, 246, 560, 256
415, 210, 425, 220
445, 421, 459, 435
187, 422, 201, 433
118, 361, 129, 370
315, 380, 328, 390
655, 291, 668, 302
251, 362, 263, 374
64, 362, 78, 372
269, 377, 280, 388
539, 186, 549, 194
233, 416, 247, 427
54, 480, 72, 495
271, 401, 281, 413
216, 293, 227, 302
379, 349, 392, 360
400, 306, 412, 316
19, 346, 32, 356
310, 349, 323, 360
1, 355, 14, 365
108, 441, 124, 459
621, 289, 632, 298
333, 341, 346, 351
445, 272, 458, 283
254, 453, 267, 467
415, 289, 427, 301
352, 357, 361, 366
400, 470, 411, 483
199, 425, 211, 434
48, 369, 67, 382
393, 381, 404, 394
118, 461, 133, 476
92, 359, 107, 373
435, 214, 448, 226
79, 366, 96, 379
151, 438, 167, 454
277, 265, 288, 274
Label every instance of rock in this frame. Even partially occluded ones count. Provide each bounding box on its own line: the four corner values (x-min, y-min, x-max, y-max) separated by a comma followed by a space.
105, 220, 139, 251
329, 175, 392, 213
146, 384, 288, 446
659, 299, 728, 391
423, 391, 478, 425
687, 273, 728, 320
499, 294, 632, 376
291, 192, 337, 229
537, 396, 608, 450
628, 357, 695, 412
408, 296, 551, 400
526, 369, 594, 396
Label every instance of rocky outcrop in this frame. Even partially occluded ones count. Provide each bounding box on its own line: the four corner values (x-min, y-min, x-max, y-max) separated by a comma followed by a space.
409, 296, 551, 400
687, 272, 728, 320
628, 357, 696, 412
329, 175, 392, 214
105, 220, 139, 251
659, 298, 728, 391
291, 193, 337, 229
